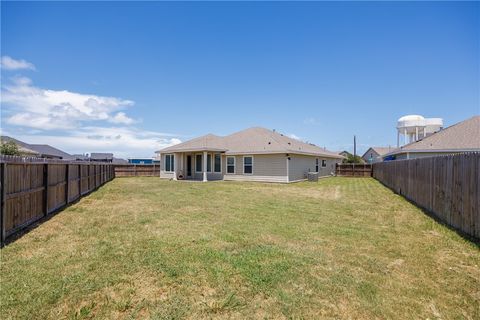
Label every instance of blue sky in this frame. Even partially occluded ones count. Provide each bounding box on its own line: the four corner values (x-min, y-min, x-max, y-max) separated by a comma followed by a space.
1, 1, 478, 158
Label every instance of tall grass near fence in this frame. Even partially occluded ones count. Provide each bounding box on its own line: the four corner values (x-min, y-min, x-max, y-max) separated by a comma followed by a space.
373, 153, 479, 240
0, 155, 115, 245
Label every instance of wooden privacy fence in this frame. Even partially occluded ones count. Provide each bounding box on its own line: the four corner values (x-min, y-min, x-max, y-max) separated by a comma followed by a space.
336, 163, 372, 177
0, 156, 115, 245
114, 164, 160, 177
372, 153, 479, 240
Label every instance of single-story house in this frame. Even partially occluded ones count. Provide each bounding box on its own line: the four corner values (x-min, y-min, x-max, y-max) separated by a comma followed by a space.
156, 127, 343, 183
383, 115, 480, 160
1, 136, 72, 159
90, 153, 114, 162
128, 158, 160, 164
362, 147, 395, 163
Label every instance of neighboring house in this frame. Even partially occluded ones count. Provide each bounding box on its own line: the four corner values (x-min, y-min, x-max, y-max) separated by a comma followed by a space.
156, 127, 343, 183
72, 154, 90, 161
90, 153, 114, 162
338, 150, 351, 158
362, 147, 395, 163
128, 158, 159, 164
113, 158, 129, 164
0, 136, 72, 159
383, 115, 480, 160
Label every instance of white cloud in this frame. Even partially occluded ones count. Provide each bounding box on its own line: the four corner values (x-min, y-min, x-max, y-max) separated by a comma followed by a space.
109, 112, 135, 125
2, 76, 135, 130
1, 56, 36, 70
7, 126, 182, 158
303, 117, 320, 125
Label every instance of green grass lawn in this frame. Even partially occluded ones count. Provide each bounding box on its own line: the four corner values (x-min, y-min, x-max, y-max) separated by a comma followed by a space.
1, 177, 479, 319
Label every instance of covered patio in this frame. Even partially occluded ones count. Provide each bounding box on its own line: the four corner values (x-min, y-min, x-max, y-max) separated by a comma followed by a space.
168, 149, 225, 182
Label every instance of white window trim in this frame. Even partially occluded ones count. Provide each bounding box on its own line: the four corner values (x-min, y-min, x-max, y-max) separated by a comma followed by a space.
213, 153, 222, 173
321, 159, 327, 168
226, 156, 236, 174
243, 155, 253, 175
165, 154, 174, 172
195, 153, 203, 173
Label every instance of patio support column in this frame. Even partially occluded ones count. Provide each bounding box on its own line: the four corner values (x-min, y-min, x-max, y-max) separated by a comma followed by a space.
173, 153, 177, 180
203, 151, 208, 182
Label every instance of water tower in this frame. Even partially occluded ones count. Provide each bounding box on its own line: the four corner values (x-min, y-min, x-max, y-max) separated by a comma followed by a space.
397, 115, 443, 147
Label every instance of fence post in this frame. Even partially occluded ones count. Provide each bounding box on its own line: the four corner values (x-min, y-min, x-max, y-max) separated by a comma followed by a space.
43, 163, 49, 216
1, 163, 6, 246
65, 163, 70, 205
78, 164, 82, 196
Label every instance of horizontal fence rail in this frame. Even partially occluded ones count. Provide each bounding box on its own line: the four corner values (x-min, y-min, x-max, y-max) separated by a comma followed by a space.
0, 156, 115, 245
114, 164, 160, 177
336, 163, 372, 177
372, 153, 479, 240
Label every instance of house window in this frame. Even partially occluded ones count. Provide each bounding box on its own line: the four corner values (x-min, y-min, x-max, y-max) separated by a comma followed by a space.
226, 156, 235, 174
196, 154, 202, 172
207, 154, 212, 172
316, 158, 319, 172
165, 154, 174, 172
214, 154, 221, 173
243, 156, 253, 174
322, 159, 327, 167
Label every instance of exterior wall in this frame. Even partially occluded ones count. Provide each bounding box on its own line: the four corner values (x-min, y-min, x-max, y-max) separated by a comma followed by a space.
192, 153, 223, 181
160, 153, 175, 179
362, 149, 381, 163
393, 151, 467, 160
159, 152, 340, 183
223, 154, 288, 183
288, 155, 339, 182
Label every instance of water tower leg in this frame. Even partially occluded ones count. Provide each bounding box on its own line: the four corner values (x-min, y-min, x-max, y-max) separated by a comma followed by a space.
404, 128, 407, 145
415, 127, 418, 141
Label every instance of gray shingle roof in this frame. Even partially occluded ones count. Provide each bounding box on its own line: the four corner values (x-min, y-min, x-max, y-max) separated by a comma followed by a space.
1, 136, 71, 158
90, 153, 114, 160
28, 144, 73, 159
362, 146, 396, 158
387, 116, 480, 156
158, 127, 342, 158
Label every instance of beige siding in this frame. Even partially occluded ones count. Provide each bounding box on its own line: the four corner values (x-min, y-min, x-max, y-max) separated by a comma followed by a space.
288, 155, 339, 181
223, 154, 288, 182
160, 153, 175, 179
224, 154, 287, 176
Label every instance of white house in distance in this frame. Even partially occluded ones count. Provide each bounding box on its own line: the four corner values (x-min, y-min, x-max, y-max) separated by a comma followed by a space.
384, 115, 480, 160
156, 127, 343, 183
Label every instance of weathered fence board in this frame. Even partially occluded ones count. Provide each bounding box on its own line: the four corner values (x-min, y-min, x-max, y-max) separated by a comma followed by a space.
373, 153, 480, 240
114, 164, 160, 177
0, 156, 115, 245
336, 163, 372, 177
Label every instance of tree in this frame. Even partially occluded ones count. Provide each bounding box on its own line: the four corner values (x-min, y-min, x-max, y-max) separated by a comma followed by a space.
342, 153, 364, 164
0, 141, 21, 156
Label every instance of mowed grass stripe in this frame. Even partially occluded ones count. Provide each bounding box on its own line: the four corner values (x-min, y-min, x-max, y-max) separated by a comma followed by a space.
1, 177, 478, 319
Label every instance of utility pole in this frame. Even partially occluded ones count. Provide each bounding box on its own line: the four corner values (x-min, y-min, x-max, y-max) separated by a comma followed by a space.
353, 135, 356, 159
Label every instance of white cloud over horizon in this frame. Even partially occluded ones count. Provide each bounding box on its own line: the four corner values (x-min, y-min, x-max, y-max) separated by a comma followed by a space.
2, 76, 135, 130
0, 56, 36, 71
1, 57, 182, 158
3, 127, 182, 158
